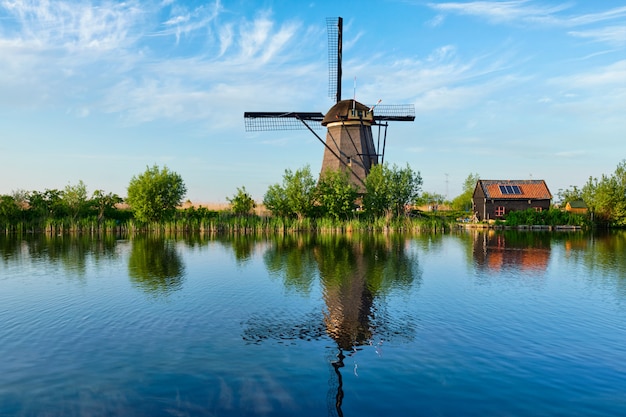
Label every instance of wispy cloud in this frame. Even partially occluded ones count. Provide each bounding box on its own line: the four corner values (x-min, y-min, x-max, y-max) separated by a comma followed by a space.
428, 1, 570, 25
428, 1, 626, 30
0, 0, 144, 51
569, 26, 626, 46
550, 59, 626, 88
157, 1, 222, 43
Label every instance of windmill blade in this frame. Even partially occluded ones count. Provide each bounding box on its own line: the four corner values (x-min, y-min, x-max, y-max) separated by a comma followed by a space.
327, 17, 342, 103
244, 112, 324, 132
371, 104, 415, 122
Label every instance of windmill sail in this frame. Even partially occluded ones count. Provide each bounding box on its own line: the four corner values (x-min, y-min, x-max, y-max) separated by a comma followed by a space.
327, 17, 342, 103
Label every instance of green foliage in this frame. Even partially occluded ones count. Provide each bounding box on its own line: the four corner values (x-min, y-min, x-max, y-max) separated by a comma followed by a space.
28, 189, 66, 221
315, 169, 358, 220
582, 160, 626, 226
0, 195, 20, 229
451, 173, 479, 211
91, 190, 123, 222
263, 183, 291, 218
62, 180, 88, 221
227, 186, 256, 216
263, 166, 316, 219
415, 191, 446, 209
126, 165, 187, 224
504, 208, 589, 227
362, 163, 422, 218
556, 185, 583, 206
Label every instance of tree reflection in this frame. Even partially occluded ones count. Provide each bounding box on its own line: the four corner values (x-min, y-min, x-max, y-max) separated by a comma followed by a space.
263, 234, 318, 295
0, 233, 119, 278
243, 233, 421, 416
562, 230, 626, 298
128, 235, 185, 295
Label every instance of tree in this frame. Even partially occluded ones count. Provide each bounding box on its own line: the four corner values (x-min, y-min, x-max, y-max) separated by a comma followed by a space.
388, 163, 422, 217
556, 185, 583, 207
227, 186, 256, 216
126, 165, 187, 223
315, 169, 358, 220
263, 166, 316, 219
0, 195, 19, 227
416, 192, 447, 210
28, 189, 66, 221
451, 173, 480, 211
62, 180, 88, 221
362, 163, 422, 218
582, 160, 626, 226
263, 183, 291, 218
91, 190, 123, 222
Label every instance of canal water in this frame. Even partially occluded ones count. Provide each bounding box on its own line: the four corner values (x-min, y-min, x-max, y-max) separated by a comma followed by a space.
1, 231, 625, 416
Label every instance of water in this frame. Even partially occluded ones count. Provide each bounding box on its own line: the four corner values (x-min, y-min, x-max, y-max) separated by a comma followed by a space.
1, 231, 625, 416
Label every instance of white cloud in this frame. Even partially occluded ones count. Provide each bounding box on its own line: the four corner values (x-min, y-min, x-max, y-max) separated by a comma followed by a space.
551, 59, 626, 88
0, 0, 144, 51
428, 1, 570, 25
428, 1, 626, 29
569, 25, 626, 46
426, 14, 445, 28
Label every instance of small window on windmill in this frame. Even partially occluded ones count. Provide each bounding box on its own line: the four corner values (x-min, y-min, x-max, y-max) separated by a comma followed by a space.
347, 157, 352, 166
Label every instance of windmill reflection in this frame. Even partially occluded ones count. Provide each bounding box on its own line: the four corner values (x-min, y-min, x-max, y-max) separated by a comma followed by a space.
244, 233, 420, 416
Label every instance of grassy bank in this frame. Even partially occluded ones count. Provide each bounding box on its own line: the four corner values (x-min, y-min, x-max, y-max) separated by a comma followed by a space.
1, 209, 456, 235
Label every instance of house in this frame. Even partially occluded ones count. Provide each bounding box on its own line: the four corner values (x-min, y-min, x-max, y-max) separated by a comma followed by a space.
472, 179, 552, 221
564, 200, 588, 214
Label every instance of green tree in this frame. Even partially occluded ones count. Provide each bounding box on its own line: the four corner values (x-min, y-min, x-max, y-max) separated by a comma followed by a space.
363, 163, 422, 218
126, 165, 187, 223
263, 166, 316, 219
62, 180, 88, 221
556, 185, 583, 207
263, 183, 291, 218
227, 186, 256, 216
28, 189, 66, 221
415, 192, 446, 210
451, 173, 480, 211
362, 164, 391, 217
315, 169, 358, 219
582, 160, 626, 226
389, 163, 423, 217
0, 195, 20, 228
91, 190, 123, 222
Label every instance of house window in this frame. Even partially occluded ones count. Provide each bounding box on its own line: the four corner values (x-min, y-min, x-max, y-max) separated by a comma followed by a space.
495, 206, 505, 216
534, 207, 542, 212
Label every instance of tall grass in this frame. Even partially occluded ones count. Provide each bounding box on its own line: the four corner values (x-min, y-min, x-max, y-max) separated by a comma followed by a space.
1, 207, 456, 236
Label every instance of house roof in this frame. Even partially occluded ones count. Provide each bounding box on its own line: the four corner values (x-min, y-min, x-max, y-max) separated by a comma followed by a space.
475, 179, 552, 200
566, 200, 587, 209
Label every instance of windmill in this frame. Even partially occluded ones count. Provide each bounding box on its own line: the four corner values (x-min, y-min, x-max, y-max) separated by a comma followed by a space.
244, 17, 415, 191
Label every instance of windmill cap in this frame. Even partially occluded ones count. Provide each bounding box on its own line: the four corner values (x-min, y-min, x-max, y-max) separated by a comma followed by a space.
322, 99, 372, 126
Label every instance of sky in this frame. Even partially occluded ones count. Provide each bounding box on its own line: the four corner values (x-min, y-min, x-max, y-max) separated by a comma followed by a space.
1, 0, 625, 203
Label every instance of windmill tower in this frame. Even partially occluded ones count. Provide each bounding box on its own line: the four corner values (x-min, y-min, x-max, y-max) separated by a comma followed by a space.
244, 17, 415, 191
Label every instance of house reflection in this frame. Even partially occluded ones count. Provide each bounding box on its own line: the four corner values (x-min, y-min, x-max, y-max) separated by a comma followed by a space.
472, 230, 551, 273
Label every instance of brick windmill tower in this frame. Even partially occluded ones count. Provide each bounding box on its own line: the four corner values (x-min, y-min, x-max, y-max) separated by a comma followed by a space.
244, 17, 415, 191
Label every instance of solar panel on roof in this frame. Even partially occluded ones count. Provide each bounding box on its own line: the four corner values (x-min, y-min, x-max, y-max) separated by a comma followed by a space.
499, 184, 522, 195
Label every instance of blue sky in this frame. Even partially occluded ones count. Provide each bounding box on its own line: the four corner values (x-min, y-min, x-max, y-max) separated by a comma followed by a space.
1, 0, 625, 203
